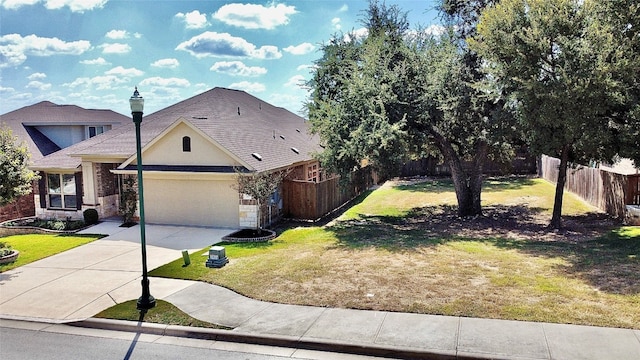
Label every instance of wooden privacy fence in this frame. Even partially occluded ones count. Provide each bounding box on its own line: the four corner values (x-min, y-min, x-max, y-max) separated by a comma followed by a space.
539, 155, 639, 219
283, 169, 376, 221
401, 153, 537, 177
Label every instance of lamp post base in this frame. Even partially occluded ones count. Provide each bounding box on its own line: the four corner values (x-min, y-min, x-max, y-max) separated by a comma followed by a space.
137, 295, 156, 311
137, 278, 156, 311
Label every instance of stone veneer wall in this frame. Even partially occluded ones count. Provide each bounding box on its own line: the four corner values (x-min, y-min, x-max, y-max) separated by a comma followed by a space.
96, 163, 119, 197
239, 204, 258, 228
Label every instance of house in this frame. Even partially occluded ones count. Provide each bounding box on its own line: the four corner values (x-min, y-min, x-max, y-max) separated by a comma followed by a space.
0, 101, 129, 221
27, 87, 326, 228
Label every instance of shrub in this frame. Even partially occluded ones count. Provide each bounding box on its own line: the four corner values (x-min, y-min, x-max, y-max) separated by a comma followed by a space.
83, 208, 99, 225
0, 242, 13, 257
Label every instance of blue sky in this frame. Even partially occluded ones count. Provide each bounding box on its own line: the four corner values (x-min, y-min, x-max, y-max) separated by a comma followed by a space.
0, 0, 440, 116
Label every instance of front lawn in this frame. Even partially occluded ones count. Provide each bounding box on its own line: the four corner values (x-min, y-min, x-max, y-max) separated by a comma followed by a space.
94, 300, 229, 330
0, 233, 102, 272
150, 177, 639, 329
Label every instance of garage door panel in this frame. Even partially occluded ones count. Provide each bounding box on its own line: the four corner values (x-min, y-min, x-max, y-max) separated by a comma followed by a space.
144, 178, 238, 227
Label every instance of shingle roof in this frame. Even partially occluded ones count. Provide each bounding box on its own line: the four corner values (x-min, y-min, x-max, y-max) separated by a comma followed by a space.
0, 101, 129, 161
31, 88, 321, 173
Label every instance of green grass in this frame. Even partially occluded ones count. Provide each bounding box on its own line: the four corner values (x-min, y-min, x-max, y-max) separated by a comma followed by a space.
149, 177, 639, 329
0, 233, 102, 272
94, 300, 230, 329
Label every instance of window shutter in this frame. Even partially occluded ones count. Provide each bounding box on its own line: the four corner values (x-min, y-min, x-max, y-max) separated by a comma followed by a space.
75, 172, 83, 210
38, 176, 47, 208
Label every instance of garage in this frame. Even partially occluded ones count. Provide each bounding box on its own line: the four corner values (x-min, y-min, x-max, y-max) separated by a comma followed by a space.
143, 175, 239, 228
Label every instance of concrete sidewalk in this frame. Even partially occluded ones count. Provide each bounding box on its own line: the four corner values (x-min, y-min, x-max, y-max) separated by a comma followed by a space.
1, 222, 639, 359
0, 221, 231, 321
134, 281, 639, 360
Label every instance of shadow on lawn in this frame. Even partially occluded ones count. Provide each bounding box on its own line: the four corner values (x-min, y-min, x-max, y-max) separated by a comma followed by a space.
327, 204, 638, 295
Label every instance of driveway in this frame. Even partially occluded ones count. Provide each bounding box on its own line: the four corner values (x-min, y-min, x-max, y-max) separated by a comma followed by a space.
0, 221, 235, 322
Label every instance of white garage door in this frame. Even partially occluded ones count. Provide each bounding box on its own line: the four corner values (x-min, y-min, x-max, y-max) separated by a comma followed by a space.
143, 178, 239, 228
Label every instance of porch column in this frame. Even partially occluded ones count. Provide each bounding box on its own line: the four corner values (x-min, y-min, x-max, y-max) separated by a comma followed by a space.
81, 161, 98, 206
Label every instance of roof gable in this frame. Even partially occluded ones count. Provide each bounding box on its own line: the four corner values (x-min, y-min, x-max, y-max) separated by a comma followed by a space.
119, 117, 249, 169
0, 101, 129, 161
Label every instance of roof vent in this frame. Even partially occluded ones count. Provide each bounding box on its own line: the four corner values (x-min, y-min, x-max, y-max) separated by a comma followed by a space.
237, 107, 241, 115
291, 147, 299, 154
280, 135, 285, 140
296, 129, 301, 133
251, 152, 262, 161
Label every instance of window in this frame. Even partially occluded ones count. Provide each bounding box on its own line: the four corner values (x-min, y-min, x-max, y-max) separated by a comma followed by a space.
88, 126, 104, 138
48, 173, 76, 209
182, 136, 191, 152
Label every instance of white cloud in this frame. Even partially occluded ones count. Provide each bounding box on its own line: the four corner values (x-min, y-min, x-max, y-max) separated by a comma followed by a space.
332, 17, 341, 30
27, 72, 47, 80
0, 33, 91, 68
0, 85, 16, 93
43, 0, 107, 12
26, 80, 51, 90
424, 24, 446, 37
80, 57, 110, 65
210, 61, 266, 77
338, 4, 348, 12
268, 93, 306, 115
344, 28, 368, 42
213, 3, 297, 30
63, 75, 128, 90
228, 81, 265, 93
194, 83, 209, 92
151, 58, 180, 69
175, 10, 209, 29
105, 30, 129, 39
105, 66, 144, 77
99, 43, 131, 54
251, 45, 281, 60
139, 77, 190, 88
296, 64, 314, 72
1, 0, 39, 10
283, 43, 315, 56
176, 31, 281, 59
284, 75, 306, 88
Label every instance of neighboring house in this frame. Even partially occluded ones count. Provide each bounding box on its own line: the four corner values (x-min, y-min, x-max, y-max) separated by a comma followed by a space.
28, 87, 325, 228
0, 101, 128, 221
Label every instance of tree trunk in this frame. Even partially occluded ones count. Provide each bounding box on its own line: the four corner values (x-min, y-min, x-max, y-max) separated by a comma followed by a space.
434, 132, 487, 217
550, 144, 571, 229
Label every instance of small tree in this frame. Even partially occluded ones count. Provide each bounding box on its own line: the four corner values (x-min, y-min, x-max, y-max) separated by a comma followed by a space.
119, 175, 137, 225
0, 125, 39, 206
233, 169, 290, 232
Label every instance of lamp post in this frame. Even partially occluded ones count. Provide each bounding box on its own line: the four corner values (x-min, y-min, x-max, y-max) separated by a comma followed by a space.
130, 87, 156, 311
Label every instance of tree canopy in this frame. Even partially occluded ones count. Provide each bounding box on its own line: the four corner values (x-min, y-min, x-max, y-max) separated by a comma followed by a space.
470, 0, 640, 228
0, 125, 39, 206
306, 0, 517, 217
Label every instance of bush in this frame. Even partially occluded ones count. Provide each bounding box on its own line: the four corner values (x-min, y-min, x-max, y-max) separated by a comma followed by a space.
0, 242, 13, 257
83, 208, 99, 225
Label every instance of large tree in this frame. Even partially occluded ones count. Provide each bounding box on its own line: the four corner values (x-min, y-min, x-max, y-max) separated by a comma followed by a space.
0, 125, 39, 206
307, 0, 516, 217
470, 0, 640, 228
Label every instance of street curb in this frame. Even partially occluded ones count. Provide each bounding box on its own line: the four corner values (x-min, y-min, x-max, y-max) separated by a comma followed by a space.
70, 318, 472, 360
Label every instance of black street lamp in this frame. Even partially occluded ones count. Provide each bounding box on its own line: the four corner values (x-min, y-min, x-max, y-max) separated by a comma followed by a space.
130, 87, 156, 311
